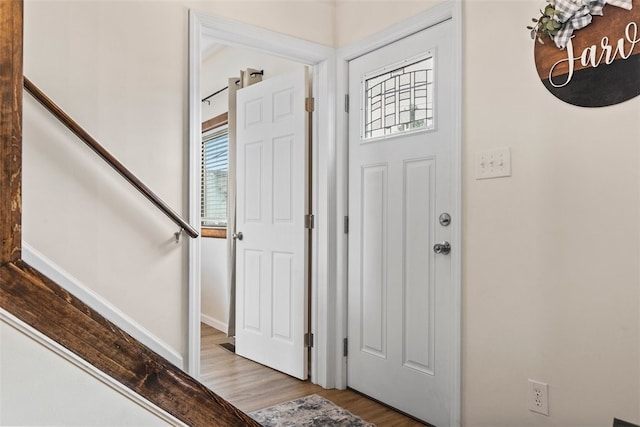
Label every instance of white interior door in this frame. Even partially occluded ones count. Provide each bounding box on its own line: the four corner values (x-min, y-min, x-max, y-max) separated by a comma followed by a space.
347, 20, 455, 426
235, 68, 309, 380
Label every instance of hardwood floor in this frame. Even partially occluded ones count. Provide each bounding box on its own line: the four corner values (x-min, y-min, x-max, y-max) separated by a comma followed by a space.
200, 323, 426, 426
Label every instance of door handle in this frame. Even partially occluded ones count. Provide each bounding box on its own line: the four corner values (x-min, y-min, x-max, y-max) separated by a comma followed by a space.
433, 241, 450, 255
233, 231, 243, 241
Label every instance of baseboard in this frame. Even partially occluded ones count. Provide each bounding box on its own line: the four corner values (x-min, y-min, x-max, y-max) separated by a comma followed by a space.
200, 313, 228, 334
21, 242, 183, 368
1, 309, 188, 427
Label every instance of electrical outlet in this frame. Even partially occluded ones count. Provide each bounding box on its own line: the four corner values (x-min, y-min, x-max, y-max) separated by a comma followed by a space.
528, 379, 549, 416
475, 147, 511, 179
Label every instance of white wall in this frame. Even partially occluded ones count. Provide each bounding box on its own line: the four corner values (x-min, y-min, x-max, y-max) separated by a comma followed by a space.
335, 0, 442, 46
22, 0, 334, 359
0, 316, 175, 426
199, 45, 306, 330
337, 1, 640, 426
462, 2, 639, 426
201, 237, 228, 330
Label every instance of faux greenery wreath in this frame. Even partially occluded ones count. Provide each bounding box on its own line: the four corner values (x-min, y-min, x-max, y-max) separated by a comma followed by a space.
527, 4, 563, 44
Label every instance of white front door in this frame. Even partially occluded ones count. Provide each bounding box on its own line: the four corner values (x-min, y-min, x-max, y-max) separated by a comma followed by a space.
235, 68, 309, 380
348, 20, 455, 425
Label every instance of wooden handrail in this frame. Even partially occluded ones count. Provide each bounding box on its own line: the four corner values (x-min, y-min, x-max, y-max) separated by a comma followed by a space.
23, 77, 198, 239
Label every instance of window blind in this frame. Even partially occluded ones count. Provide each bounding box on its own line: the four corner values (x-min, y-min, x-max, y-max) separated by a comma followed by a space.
201, 127, 229, 227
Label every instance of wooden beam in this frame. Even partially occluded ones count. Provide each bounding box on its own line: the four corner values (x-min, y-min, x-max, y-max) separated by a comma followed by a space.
202, 112, 228, 133
0, 0, 23, 264
202, 227, 227, 239
0, 261, 261, 427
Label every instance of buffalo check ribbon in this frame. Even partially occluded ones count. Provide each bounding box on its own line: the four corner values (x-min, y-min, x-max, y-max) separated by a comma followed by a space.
552, 0, 633, 49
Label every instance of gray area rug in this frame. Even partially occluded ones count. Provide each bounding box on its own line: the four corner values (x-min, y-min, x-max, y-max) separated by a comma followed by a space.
249, 394, 376, 427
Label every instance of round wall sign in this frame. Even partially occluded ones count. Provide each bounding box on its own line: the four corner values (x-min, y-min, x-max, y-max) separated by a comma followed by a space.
534, 0, 640, 107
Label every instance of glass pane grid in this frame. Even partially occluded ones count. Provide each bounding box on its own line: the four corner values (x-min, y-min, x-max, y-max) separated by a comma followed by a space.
364, 56, 434, 140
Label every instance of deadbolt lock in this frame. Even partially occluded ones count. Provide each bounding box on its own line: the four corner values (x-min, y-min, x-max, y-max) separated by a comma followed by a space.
439, 213, 451, 227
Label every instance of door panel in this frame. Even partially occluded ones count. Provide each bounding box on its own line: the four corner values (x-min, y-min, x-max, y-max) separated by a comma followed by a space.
242, 250, 262, 332
360, 164, 387, 357
244, 142, 263, 222
273, 136, 294, 222
236, 68, 309, 380
403, 158, 436, 375
348, 20, 453, 426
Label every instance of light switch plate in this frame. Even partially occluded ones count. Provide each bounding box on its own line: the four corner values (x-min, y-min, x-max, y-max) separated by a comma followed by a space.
476, 147, 511, 179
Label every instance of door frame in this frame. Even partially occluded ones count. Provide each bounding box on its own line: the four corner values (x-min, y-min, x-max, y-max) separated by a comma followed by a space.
187, 11, 336, 386
335, 1, 462, 424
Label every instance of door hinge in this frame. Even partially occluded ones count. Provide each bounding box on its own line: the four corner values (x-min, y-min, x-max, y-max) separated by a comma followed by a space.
305, 96, 315, 113
305, 332, 314, 348
305, 214, 315, 229
343, 337, 348, 357
343, 216, 349, 234
344, 94, 349, 113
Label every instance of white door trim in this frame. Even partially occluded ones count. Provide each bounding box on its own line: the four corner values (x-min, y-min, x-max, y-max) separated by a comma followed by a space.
187, 11, 336, 388
335, 2, 462, 425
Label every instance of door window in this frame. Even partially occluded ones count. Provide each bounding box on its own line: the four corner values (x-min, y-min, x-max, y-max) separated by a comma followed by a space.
363, 54, 434, 140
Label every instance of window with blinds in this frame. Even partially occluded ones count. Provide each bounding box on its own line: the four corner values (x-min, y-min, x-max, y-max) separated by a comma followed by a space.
201, 127, 229, 228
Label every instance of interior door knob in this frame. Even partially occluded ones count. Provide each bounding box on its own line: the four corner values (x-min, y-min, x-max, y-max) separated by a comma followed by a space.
233, 231, 243, 241
433, 241, 450, 255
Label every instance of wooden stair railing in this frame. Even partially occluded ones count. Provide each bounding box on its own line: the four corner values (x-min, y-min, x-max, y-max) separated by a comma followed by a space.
0, 1, 258, 425
22, 77, 199, 239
